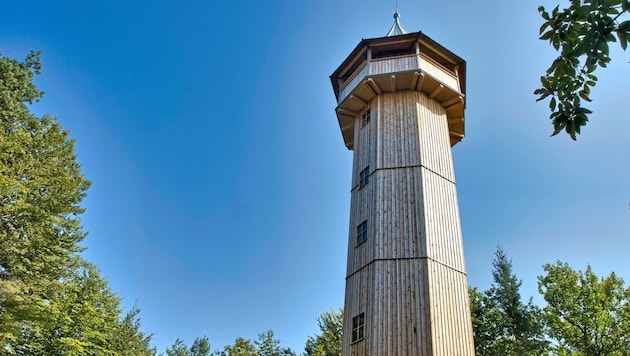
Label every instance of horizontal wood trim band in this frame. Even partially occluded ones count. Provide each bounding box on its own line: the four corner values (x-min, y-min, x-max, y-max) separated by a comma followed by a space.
350, 164, 456, 192
345, 256, 468, 280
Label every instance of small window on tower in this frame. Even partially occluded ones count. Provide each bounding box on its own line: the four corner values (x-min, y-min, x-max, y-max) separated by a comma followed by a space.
361, 109, 371, 127
352, 313, 365, 343
356, 220, 367, 246
359, 166, 370, 188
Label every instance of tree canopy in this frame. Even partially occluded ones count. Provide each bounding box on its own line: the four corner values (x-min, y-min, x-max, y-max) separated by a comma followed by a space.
539, 261, 630, 355
163, 331, 295, 356
470, 247, 630, 355
535, 0, 630, 139
190, 336, 213, 356
304, 308, 343, 356
165, 338, 193, 356
218, 337, 259, 356
0, 50, 89, 349
254, 330, 296, 356
0, 51, 154, 355
469, 246, 547, 355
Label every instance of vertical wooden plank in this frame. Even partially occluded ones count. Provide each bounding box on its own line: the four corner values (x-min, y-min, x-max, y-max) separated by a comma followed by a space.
343, 88, 473, 355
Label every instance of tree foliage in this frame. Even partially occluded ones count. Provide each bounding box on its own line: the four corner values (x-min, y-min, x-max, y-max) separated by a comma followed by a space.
535, 0, 630, 139
304, 308, 343, 356
219, 337, 258, 356
35, 261, 124, 355
164, 331, 295, 356
469, 287, 503, 355
0, 51, 154, 355
538, 261, 630, 355
190, 336, 212, 356
166, 338, 191, 356
0, 50, 90, 349
470, 247, 547, 355
111, 305, 157, 355
254, 330, 295, 356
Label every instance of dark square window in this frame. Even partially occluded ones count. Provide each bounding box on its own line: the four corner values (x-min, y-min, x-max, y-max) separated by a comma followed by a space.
352, 313, 365, 343
356, 220, 367, 246
359, 166, 369, 188
361, 109, 370, 127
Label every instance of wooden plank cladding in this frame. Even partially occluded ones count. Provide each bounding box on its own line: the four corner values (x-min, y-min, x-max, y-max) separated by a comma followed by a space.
427, 261, 474, 355
332, 29, 472, 356
418, 55, 459, 92
339, 54, 460, 106
343, 259, 432, 356
370, 55, 418, 76
331, 32, 466, 150
343, 261, 472, 355
342, 89, 474, 355
340, 63, 369, 104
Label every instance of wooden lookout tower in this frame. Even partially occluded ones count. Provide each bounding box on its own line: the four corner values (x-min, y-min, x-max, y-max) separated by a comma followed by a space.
330, 11, 475, 355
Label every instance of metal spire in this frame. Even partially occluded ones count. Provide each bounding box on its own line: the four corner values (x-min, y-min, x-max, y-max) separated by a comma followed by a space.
386, 4, 408, 37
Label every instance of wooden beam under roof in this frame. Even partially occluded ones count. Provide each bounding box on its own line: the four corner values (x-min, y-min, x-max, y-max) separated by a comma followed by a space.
415, 72, 425, 91
337, 107, 359, 117
367, 78, 382, 95
442, 96, 463, 108
447, 117, 464, 124
429, 84, 444, 99
350, 94, 367, 107
337, 46, 368, 80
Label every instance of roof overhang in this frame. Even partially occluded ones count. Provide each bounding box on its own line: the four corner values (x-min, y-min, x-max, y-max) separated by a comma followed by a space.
330, 31, 467, 149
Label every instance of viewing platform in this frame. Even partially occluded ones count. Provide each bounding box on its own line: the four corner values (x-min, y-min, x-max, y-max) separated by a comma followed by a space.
331, 32, 466, 148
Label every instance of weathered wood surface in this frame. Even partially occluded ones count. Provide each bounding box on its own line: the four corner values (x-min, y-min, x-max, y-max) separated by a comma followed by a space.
343, 90, 474, 355
418, 55, 459, 92
340, 62, 369, 105
339, 54, 460, 106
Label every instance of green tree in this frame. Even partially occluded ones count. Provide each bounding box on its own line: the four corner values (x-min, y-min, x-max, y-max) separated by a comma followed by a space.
0, 51, 154, 355
219, 337, 258, 356
304, 308, 343, 356
190, 336, 212, 356
535, 0, 630, 139
255, 330, 295, 356
111, 305, 156, 355
538, 261, 630, 355
469, 287, 502, 355
470, 247, 547, 355
0, 50, 91, 350
39, 261, 122, 355
166, 338, 190, 356
10, 260, 156, 355
164, 336, 212, 356
165, 331, 295, 356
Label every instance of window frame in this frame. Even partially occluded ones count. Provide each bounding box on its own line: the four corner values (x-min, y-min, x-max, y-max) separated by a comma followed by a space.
359, 166, 369, 189
351, 313, 365, 343
361, 109, 371, 127
356, 220, 368, 246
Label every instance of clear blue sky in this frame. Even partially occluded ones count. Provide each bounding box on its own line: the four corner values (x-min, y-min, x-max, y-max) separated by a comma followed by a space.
2, 0, 629, 353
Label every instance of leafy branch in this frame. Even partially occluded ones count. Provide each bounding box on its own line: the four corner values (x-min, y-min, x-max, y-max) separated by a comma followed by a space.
535, 0, 630, 139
